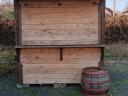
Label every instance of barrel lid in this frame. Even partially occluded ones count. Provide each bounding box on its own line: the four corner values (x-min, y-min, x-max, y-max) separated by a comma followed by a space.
82, 67, 107, 75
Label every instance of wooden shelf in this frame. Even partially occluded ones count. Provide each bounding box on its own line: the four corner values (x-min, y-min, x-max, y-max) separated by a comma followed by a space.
15, 45, 105, 48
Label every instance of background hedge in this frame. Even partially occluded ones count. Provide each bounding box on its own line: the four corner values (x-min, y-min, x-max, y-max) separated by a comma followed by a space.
105, 15, 128, 44
0, 17, 15, 46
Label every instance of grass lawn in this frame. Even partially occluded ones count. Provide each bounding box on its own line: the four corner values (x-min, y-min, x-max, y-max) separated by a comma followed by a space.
0, 67, 128, 96
109, 70, 128, 96
0, 71, 82, 96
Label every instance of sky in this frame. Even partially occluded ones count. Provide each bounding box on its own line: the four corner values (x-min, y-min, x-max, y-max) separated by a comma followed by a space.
0, 0, 128, 12
106, 0, 128, 12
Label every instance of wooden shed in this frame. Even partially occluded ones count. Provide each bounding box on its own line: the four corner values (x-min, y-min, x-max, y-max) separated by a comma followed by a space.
14, 0, 105, 85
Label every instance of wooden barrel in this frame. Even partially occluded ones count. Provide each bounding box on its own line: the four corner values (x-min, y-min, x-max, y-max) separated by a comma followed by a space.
81, 67, 110, 95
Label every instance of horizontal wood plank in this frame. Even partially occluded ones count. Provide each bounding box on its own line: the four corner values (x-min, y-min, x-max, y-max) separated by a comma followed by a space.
15, 45, 105, 48
21, 0, 96, 6
22, 63, 98, 69
21, 9, 98, 14
22, 34, 98, 40
22, 29, 98, 35
22, 23, 98, 30
22, 18, 98, 24
21, 3, 96, 8
21, 58, 100, 64
23, 73, 81, 79
21, 0, 95, 3
22, 40, 99, 45
21, 12, 98, 19
23, 78, 80, 84
20, 48, 100, 54
23, 68, 82, 74
21, 54, 100, 59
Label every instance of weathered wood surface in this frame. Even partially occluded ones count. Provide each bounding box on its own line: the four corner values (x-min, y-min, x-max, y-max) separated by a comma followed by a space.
22, 18, 98, 24
21, 0, 98, 7
21, 0, 99, 45
21, 48, 101, 84
23, 78, 81, 84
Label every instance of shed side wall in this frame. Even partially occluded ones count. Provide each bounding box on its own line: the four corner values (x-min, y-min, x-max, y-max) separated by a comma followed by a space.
21, 0, 99, 45
21, 48, 101, 84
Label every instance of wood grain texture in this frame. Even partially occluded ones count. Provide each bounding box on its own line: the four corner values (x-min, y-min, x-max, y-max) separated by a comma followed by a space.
22, 35, 98, 41
23, 68, 82, 74
17, 0, 103, 84
23, 73, 81, 79
21, 0, 98, 7
21, 3, 96, 8
21, 13, 98, 19
21, 58, 100, 64
22, 47, 99, 52
21, 0, 99, 45
22, 40, 99, 45
22, 63, 98, 69
23, 78, 81, 84
22, 18, 98, 24
21, 48, 101, 84
21, 8, 98, 14
22, 29, 98, 35
22, 24, 98, 29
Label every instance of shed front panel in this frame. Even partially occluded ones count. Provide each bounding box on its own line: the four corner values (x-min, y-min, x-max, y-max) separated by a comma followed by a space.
20, 48, 101, 84
21, 0, 99, 45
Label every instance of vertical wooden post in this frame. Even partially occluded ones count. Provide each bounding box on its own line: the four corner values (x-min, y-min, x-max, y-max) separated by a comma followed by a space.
14, 0, 23, 85
99, 0, 105, 67
101, 0, 105, 44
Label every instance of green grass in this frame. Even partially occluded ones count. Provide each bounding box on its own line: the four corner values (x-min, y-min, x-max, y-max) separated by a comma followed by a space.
104, 45, 128, 61
0, 69, 128, 96
0, 48, 16, 75
0, 71, 83, 96
3, 10, 15, 19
